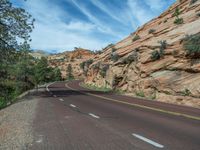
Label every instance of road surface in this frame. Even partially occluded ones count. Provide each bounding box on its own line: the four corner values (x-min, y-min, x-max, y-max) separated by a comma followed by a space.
30, 80, 200, 150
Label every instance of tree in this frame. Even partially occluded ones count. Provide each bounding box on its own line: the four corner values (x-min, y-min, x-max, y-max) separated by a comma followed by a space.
53, 67, 62, 81
0, 0, 34, 108
66, 64, 74, 80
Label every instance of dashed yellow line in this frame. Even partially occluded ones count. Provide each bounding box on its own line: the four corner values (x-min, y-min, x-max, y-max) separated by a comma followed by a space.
65, 83, 200, 121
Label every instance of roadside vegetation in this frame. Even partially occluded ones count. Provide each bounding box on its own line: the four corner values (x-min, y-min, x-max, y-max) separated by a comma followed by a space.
66, 64, 74, 80
80, 83, 112, 92
0, 0, 62, 109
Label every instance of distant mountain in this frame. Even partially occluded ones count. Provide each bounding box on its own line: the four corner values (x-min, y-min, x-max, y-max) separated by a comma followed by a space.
30, 50, 49, 59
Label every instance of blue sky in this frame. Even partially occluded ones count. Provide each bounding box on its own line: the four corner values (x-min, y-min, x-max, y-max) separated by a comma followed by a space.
11, 0, 175, 53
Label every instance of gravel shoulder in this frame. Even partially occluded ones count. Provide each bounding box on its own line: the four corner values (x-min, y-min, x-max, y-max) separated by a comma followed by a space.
0, 92, 40, 150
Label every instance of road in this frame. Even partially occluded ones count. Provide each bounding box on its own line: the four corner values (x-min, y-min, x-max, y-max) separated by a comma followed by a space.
30, 80, 200, 150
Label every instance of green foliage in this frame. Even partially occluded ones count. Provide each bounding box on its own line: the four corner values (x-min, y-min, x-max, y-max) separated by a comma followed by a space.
174, 18, 184, 24
132, 34, 140, 42
135, 90, 145, 97
183, 34, 200, 58
92, 62, 100, 70
80, 59, 94, 72
151, 50, 161, 61
182, 88, 191, 96
190, 0, 198, 5
122, 52, 138, 64
112, 47, 117, 52
173, 8, 184, 25
110, 52, 120, 62
99, 64, 109, 78
0, 1, 35, 108
66, 64, 74, 80
151, 40, 167, 61
148, 29, 156, 34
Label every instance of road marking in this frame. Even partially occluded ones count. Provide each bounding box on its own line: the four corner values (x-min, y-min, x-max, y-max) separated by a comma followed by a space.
70, 104, 77, 108
65, 82, 200, 121
89, 113, 100, 119
59, 98, 64, 101
132, 133, 164, 148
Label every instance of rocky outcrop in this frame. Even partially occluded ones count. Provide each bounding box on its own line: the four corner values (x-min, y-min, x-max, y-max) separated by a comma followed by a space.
85, 0, 200, 108
48, 48, 95, 79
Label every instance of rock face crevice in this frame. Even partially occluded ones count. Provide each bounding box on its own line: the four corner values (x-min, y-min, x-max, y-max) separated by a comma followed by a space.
85, 0, 200, 108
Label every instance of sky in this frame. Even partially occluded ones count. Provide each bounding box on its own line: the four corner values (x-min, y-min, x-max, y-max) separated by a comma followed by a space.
11, 0, 175, 53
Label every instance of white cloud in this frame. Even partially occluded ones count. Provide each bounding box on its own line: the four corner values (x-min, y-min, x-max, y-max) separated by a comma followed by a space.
127, 0, 154, 26
20, 0, 109, 52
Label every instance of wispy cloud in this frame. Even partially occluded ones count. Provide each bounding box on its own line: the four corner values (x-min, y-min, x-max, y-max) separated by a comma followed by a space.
11, 0, 175, 53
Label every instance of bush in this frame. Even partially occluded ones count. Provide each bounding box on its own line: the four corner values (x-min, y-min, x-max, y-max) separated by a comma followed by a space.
80, 62, 85, 70
174, 18, 184, 24
112, 47, 117, 53
184, 34, 200, 58
149, 29, 156, 34
132, 34, 140, 42
136, 90, 145, 97
122, 52, 138, 64
190, 0, 198, 5
110, 52, 120, 62
173, 8, 184, 25
92, 62, 100, 70
151, 50, 161, 61
151, 40, 167, 61
100, 64, 109, 77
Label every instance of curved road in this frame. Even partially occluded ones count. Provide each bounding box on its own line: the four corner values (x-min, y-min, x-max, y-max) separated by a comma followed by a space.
30, 80, 200, 150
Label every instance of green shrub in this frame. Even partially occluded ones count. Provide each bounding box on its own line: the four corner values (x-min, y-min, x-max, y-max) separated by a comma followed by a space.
112, 47, 117, 53
151, 50, 161, 61
184, 34, 200, 58
100, 64, 109, 77
136, 91, 145, 97
149, 29, 156, 34
132, 34, 140, 42
173, 8, 184, 25
110, 52, 120, 62
92, 62, 100, 70
80, 62, 85, 69
190, 0, 198, 5
174, 18, 184, 24
122, 52, 138, 64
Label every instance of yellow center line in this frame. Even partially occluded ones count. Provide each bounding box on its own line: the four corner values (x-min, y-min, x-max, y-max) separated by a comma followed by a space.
65, 83, 200, 121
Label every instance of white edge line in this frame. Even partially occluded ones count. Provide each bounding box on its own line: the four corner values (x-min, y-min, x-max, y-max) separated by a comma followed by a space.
132, 133, 164, 148
89, 113, 100, 119
70, 104, 77, 108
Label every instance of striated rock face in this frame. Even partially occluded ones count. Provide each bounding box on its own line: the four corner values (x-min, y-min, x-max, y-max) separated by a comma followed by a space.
85, 0, 200, 108
48, 48, 95, 79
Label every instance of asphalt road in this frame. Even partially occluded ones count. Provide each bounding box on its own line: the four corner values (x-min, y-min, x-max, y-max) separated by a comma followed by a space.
30, 80, 200, 150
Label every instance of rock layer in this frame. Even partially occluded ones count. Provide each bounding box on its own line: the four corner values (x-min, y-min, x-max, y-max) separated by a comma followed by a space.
85, 0, 200, 108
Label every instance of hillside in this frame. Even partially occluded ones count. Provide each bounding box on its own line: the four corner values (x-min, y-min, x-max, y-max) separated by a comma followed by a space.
48, 48, 95, 78
29, 50, 49, 59
83, 0, 200, 108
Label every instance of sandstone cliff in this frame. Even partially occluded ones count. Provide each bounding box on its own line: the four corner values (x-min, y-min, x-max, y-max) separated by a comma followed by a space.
84, 0, 200, 108
48, 48, 95, 79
